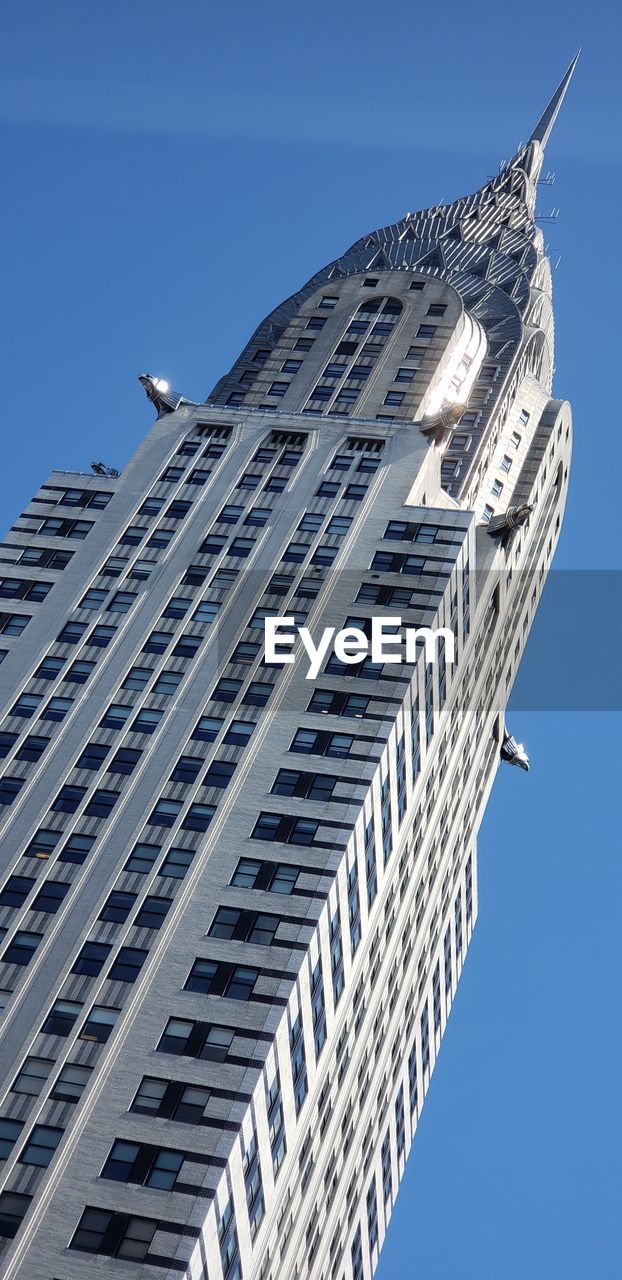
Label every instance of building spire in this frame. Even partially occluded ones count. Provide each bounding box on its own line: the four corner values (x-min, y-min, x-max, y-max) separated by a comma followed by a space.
528, 51, 580, 149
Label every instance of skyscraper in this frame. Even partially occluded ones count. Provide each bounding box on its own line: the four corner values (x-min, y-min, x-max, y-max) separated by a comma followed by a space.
0, 55, 576, 1280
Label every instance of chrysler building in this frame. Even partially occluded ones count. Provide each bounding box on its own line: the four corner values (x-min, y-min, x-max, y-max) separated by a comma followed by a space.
0, 56, 577, 1280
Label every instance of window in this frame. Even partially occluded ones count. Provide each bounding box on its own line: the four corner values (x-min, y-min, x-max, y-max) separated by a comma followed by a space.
128, 558, 155, 579
232, 858, 299, 895
0, 1192, 32, 1240
0, 616, 29, 637
427, 302, 447, 316
394, 367, 415, 383
306, 316, 326, 330
140, 497, 165, 517
167, 499, 192, 520
31, 879, 69, 914
0, 776, 24, 806
0, 1118, 24, 1159
500, 454, 512, 473
65, 659, 95, 684
35, 655, 64, 680
109, 591, 137, 612
72, 941, 112, 977
227, 966, 259, 999
316, 481, 339, 498
120, 525, 147, 545
0, 875, 34, 907
269, 382, 289, 397
60, 833, 95, 865
143, 632, 172, 660
295, 577, 320, 599
22, 828, 58, 860
298, 512, 323, 533
109, 947, 148, 982
11, 1056, 53, 1097
311, 544, 338, 567
148, 527, 174, 549
0, 732, 17, 759
211, 567, 239, 587
169, 755, 202, 785
184, 958, 218, 994
183, 564, 209, 586
187, 468, 211, 485
519, 408, 530, 426
272, 769, 336, 801
193, 600, 220, 624
76, 742, 109, 770
295, 336, 314, 351
183, 803, 215, 832
79, 588, 107, 609
52, 784, 86, 813
326, 516, 352, 535
38, 517, 93, 539
193, 714, 223, 741
162, 596, 191, 619
57, 622, 87, 645
100, 702, 132, 730
2, 931, 42, 965
125, 842, 160, 873
0, 577, 51, 604
161, 466, 184, 483
123, 665, 152, 692
200, 535, 226, 556
281, 359, 302, 374
19, 547, 72, 569
41, 999, 82, 1036
100, 891, 136, 924
102, 1140, 184, 1190
510, 430, 521, 448
224, 719, 256, 746
16, 734, 50, 761
80, 1006, 119, 1043
228, 537, 255, 558
244, 681, 273, 706
148, 798, 181, 829
232, 641, 260, 663
51, 1063, 92, 1104
211, 678, 241, 703
130, 1077, 168, 1116
135, 897, 171, 929
237, 472, 262, 490
491, 478, 503, 498
384, 391, 404, 406
19, 1124, 63, 1167
417, 324, 437, 337
283, 542, 309, 563
252, 812, 319, 846
204, 760, 236, 788
85, 789, 119, 818
160, 847, 194, 879
88, 624, 117, 647
102, 557, 126, 577
108, 749, 142, 776
70, 1207, 156, 1260
11, 693, 41, 718
344, 484, 367, 501
210, 908, 280, 946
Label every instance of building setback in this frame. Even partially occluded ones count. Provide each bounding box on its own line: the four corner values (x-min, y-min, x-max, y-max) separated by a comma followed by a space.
0, 57, 577, 1280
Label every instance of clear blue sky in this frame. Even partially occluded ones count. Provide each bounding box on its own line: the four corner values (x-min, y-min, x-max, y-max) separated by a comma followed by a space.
2, 3, 621, 1276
